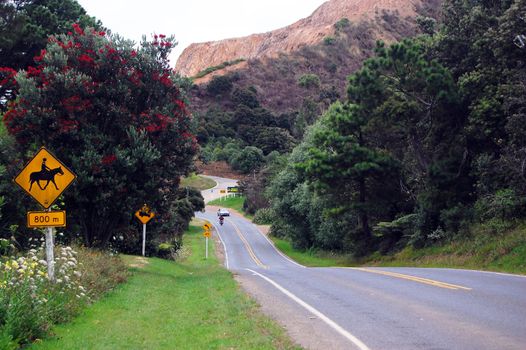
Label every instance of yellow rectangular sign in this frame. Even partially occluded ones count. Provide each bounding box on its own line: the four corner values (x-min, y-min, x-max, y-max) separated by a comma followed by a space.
27, 211, 66, 228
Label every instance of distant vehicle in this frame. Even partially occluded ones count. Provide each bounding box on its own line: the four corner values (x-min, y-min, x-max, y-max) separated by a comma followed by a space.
217, 208, 230, 217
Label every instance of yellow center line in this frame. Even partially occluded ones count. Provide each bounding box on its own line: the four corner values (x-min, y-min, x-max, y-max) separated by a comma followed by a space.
229, 220, 267, 269
352, 268, 472, 290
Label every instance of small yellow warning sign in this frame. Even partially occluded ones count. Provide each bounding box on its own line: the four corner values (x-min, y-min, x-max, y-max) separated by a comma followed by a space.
135, 204, 155, 224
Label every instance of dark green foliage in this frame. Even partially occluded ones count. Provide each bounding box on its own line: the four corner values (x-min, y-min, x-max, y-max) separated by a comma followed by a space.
298, 74, 321, 89
416, 16, 436, 34
0, 0, 101, 106
232, 87, 260, 108
323, 36, 336, 46
267, 0, 526, 255
206, 75, 233, 96
230, 146, 265, 174
334, 18, 351, 31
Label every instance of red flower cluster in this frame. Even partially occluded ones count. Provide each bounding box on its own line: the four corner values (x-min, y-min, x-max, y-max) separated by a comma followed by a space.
78, 54, 95, 66
72, 23, 84, 36
26, 66, 42, 78
3, 108, 27, 135
101, 154, 117, 165
62, 96, 92, 114
141, 112, 173, 133
0, 67, 16, 86
59, 119, 79, 133
129, 69, 144, 86
34, 49, 47, 62
152, 71, 172, 88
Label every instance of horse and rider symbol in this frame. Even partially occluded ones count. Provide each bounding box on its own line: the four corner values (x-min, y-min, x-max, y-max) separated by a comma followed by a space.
28, 158, 65, 192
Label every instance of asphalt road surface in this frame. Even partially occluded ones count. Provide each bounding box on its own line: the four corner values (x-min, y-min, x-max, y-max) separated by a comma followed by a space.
197, 178, 526, 350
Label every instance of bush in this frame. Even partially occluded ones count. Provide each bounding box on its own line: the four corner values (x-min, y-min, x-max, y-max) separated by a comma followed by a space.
298, 73, 321, 89
230, 146, 265, 174
475, 189, 525, 221
253, 208, 276, 225
334, 18, 350, 31
206, 75, 233, 96
0, 243, 128, 348
323, 36, 336, 45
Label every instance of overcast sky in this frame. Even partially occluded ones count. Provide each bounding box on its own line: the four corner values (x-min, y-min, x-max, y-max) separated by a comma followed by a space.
77, 0, 328, 67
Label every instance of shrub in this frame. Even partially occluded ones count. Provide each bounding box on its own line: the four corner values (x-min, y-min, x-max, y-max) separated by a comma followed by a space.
253, 208, 276, 225
0, 243, 128, 348
323, 36, 336, 45
206, 75, 233, 96
0, 245, 88, 347
334, 18, 350, 31
475, 189, 525, 221
230, 146, 265, 174
298, 73, 321, 89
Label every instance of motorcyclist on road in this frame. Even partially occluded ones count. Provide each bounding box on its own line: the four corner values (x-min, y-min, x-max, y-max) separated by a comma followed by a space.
219, 216, 224, 225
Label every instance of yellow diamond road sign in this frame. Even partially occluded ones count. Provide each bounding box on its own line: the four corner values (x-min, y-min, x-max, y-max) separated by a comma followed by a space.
14, 147, 76, 209
135, 204, 155, 224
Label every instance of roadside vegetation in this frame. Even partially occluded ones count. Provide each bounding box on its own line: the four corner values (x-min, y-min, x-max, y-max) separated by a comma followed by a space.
0, 244, 128, 349
208, 196, 245, 213
29, 223, 300, 350
197, 1, 526, 268
213, 195, 526, 274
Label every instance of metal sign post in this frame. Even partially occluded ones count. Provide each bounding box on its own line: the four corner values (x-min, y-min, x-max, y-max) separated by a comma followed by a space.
45, 207, 55, 281
205, 236, 208, 259
142, 223, 147, 257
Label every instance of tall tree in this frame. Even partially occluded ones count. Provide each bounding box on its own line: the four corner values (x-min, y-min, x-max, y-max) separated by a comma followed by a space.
299, 102, 399, 255
3, 25, 196, 247
0, 0, 101, 106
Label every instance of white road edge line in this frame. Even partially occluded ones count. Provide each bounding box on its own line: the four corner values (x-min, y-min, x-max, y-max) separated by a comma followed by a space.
212, 222, 229, 270
246, 268, 370, 350
256, 228, 306, 268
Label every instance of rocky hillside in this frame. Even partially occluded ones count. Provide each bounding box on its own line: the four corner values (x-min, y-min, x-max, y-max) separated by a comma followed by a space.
176, 0, 442, 78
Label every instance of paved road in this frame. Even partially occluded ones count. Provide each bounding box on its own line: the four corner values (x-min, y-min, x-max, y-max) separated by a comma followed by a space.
200, 175, 238, 203
197, 178, 526, 350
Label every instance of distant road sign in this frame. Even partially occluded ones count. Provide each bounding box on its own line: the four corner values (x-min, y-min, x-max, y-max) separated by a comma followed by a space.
14, 147, 76, 209
135, 204, 155, 224
203, 223, 212, 231
220, 189, 226, 194
27, 211, 66, 228
203, 230, 211, 238
227, 186, 239, 193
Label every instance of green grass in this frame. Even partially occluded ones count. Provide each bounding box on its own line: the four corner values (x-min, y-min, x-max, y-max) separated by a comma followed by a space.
365, 223, 526, 274
30, 223, 300, 350
207, 196, 253, 219
193, 58, 246, 79
268, 223, 526, 274
180, 173, 216, 191
271, 237, 349, 267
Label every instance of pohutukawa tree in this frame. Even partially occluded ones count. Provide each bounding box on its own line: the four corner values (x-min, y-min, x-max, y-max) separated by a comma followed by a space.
3, 24, 197, 247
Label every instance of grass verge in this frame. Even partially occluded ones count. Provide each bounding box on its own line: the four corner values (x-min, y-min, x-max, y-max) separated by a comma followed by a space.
269, 224, 526, 274
30, 223, 300, 350
207, 196, 253, 219
180, 173, 216, 191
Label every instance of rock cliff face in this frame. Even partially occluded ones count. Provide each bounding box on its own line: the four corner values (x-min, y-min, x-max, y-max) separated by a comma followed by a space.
176, 0, 436, 77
